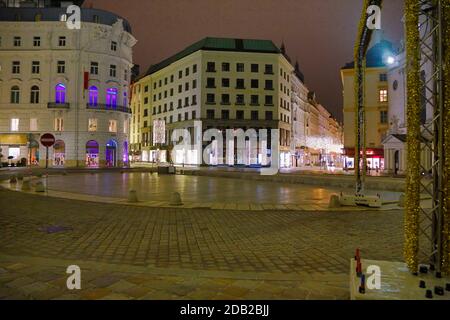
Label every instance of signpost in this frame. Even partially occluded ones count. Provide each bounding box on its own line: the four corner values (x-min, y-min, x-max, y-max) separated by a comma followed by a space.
40, 133, 55, 169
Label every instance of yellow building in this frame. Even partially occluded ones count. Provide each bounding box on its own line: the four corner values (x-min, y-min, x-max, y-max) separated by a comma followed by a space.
130, 37, 294, 167
340, 40, 394, 171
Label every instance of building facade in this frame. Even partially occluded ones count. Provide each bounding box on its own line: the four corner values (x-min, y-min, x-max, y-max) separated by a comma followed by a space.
0, 0, 136, 167
341, 40, 394, 171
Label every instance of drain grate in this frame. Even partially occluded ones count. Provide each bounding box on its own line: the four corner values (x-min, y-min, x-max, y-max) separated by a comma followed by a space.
38, 225, 73, 234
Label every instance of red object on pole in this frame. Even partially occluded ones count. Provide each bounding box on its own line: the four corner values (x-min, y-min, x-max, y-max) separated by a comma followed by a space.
83, 71, 89, 90
355, 248, 360, 261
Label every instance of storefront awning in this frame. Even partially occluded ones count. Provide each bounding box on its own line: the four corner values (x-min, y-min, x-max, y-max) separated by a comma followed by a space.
0, 134, 28, 145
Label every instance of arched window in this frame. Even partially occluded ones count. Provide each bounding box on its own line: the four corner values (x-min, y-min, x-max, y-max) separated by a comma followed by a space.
30, 85, 40, 104
55, 83, 66, 104
123, 91, 127, 107
10, 86, 20, 104
106, 88, 117, 108
89, 86, 98, 106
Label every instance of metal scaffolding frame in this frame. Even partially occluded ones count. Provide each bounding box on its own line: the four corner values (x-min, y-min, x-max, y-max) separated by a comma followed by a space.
414, 0, 445, 275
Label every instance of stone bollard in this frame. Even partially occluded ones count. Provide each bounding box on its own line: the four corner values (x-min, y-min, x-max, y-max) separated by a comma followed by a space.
328, 194, 341, 208
169, 192, 183, 206
9, 176, 17, 184
21, 179, 31, 191
35, 181, 46, 192
398, 194, 405, 207
128, 190, 138, 203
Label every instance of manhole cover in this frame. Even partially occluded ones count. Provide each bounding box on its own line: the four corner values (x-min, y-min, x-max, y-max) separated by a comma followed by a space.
38, 225, 73, 234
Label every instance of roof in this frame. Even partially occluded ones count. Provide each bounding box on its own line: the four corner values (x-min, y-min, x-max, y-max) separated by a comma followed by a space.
341, 40, 395, 70
143, 37, 281, 77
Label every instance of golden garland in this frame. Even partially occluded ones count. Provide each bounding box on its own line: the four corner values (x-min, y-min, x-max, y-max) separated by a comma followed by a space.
404, 0, 421, 273
353, 0, 370, 188
442, 0, 450, 274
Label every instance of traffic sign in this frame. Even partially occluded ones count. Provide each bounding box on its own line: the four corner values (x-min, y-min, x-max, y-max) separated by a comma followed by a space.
40, 133, 55, 147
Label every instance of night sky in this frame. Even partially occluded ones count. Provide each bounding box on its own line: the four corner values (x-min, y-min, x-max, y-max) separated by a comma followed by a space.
86, 0, 404, 122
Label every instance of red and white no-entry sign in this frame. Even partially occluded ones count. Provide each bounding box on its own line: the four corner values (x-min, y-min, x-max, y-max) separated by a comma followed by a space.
40, 133, 56, 147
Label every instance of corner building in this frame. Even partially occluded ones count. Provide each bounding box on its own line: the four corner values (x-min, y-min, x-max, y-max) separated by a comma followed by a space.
0, 0, 136, 167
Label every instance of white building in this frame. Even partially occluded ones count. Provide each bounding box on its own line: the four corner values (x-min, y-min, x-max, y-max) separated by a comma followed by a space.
0, 0, 136, 167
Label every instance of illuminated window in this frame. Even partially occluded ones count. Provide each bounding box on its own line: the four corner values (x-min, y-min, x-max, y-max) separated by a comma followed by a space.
55, 118, 64, 131
30, 118, 38, 131
11, 118, 19, 131
379, 89, 388, 102
108, 120, 117, 133
88, 118, 98, 132
55, 83, 66, 103
106, 88, 117, 108
89, 86, 98, 106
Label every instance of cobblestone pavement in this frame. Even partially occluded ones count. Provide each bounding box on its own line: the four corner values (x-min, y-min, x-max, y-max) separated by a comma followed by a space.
0, 187, 404, 300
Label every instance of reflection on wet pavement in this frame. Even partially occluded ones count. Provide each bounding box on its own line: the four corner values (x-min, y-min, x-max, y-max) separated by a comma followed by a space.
46, 173, 402, 205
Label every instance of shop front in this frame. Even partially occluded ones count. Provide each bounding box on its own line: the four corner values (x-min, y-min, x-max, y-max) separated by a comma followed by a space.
343, 148, 384, 171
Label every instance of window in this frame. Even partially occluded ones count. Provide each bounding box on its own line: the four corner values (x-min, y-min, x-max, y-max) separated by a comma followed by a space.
236, 94, 245, 105
193, 79, 197, 89
265, 111, 273, 120
251, 95, 259, 105
32, 61, 40, 74
164, 90, 167, 98
143, 109, 148, 117
251, 64, 259, 72
222, 78, 230, 87
184, 97, 189, 107
265, 80, 274, 90
185, 112, 189, 120
164, 77, 168, 85
90, 62, 98, 75
144, 85, 149, 92
89, 86, 98, 106
207, 109, 215, 119
265, 64, 273, 74
222, 62, 230, 72
206, 94, 215, 104
11, 118, 19, 131
236, 63, 244, 72
379, 89, 388, 102
123, 120, 129, 134
379, 73, 388, 82
54, 118, 64, 131
106, 88, 118, 107
192, 95, 197, 105
178, 84, 182, 93
60, 14, 67, 22
108, 120, 117, 133
178, 99, 182, 109
251, 111, 258, 120
170, 75, 174, 82
55, 83, 66, 103
178, 70, 182, 79
30, 85, 40, 103
192, 111, 196, 119
111, 41, 117, 51
185, 82, 189, 91
12, 61, 20, 74
193, 64, 197, 73
221, 94, 230, 105
124, 69, 128, 81
57, 60, 65, 74
88, 118, 98, 132
33, 36, 41, 47
206, 78, 215, 88
265, 95, 273, 106
13, 36, 21, 47
251, 79, 259, 89
236, 79, 245, 89
11, 86, 20, 103
380, 110, 388, 124
236, 110, 244, 120
58, 36, 66, 47
110, 65, 116, 77
207, 62, 216, 72
221, 110, 230, 120
185, 67, 189, 76
170, 88, 174, 96
30, 118, 38, 131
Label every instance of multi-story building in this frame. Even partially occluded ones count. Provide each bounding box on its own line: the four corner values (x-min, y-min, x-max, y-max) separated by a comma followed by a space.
0, 0, 136, 167
131, 37, 294, 167
340, 39, 394, 171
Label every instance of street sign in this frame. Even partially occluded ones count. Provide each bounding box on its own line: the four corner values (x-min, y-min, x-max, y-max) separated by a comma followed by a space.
40, 133, 55, 168
40, 133, 55, 147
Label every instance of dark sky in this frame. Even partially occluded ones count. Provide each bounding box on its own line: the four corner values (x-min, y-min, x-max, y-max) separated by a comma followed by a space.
86, 0, 404, 121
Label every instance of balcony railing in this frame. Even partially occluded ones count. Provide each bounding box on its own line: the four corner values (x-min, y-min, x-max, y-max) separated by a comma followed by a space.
48, 102, 70, 109
86, 103, 131, 113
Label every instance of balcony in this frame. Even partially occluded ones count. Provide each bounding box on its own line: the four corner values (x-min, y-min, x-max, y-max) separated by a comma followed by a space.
48, 102, 70, 109
86, 103, 131, 113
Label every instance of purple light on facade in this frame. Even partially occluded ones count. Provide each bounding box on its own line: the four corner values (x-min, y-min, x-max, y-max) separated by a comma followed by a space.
123, 92, 127, 108
123, 141, 129, 163
55, 83, 66, 104
89, 86, 98, 106
106, 88, 118, 108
